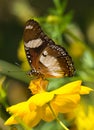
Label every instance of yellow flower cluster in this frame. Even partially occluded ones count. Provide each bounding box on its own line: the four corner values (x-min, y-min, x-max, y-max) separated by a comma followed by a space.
75, 105, 94, 130
4, 79, 92, 128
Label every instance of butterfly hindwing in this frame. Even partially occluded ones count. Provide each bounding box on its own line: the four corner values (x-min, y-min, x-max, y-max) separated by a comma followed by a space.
38, 44, 74, 77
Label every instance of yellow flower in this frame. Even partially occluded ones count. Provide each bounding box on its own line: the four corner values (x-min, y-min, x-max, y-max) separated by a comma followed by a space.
29, 78, 48, 94
46, 15, 60, 23
69, 42, 86, 58
75, 104, 94, 130
4, 80, 93, 128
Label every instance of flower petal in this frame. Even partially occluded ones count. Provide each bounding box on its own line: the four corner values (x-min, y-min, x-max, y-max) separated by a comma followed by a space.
80, 86, 93, 94
5, 101, 41, 127
41, 104, 58, 121
4, 115, 17, 125
22, 108, 41, 127
52, 80, 82, 95
28, 92, 54, 107
51, 93, 80, 113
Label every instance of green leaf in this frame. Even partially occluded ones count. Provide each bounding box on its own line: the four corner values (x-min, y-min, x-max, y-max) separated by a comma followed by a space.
0, 60, 31, 84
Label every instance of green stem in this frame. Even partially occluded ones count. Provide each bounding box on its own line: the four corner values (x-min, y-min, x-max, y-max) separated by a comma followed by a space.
48, 103, 69, 130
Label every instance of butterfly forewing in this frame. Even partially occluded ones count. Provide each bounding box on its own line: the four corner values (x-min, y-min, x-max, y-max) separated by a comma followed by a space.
23, 19, 75, 78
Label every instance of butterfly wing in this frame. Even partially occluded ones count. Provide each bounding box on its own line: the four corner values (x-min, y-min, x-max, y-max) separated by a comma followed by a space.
38, 44, 74, 78
23, 19, 75, 78
23, 19, 47, 71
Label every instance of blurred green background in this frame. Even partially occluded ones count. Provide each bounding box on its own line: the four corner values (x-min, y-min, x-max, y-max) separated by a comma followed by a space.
0, 0, 94, 63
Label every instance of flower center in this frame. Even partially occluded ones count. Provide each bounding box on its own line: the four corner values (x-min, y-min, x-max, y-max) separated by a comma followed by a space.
29, 78, 48, 94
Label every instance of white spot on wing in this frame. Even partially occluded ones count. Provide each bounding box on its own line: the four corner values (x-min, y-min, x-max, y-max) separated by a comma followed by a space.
24, 46, 29, 50
25, 38, 42, 48
40, 52, 62, 77
43, 50, 48, 55
25, 25, 33, 30
27, 55, 30, 58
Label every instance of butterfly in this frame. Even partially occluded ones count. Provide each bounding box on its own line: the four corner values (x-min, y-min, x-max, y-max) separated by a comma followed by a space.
23, 19, 75, 78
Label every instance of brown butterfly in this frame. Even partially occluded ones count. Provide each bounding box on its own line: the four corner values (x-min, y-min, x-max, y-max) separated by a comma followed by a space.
23, 19, 75, 78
